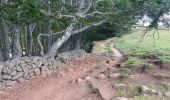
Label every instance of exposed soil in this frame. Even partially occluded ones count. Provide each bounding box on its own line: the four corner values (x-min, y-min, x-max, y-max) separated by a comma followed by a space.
0, 40, 170, 100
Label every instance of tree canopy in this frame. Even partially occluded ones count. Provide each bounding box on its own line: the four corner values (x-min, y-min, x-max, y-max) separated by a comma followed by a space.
0, 0, 169, 61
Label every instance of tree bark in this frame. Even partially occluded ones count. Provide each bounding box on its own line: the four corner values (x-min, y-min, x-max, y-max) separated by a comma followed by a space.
28, 25, 33, 56
24, 26, 28, 56
0, 19, 11, 61
13, 25, 22, 58
47, 23, 75, 58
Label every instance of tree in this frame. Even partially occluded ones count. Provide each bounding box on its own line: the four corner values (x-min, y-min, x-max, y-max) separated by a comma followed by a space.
0, 0, 169, 60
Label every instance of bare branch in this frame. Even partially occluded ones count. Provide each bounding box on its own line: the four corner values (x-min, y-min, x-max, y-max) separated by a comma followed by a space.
37, 30, 66, 56
72, 18, 108, 35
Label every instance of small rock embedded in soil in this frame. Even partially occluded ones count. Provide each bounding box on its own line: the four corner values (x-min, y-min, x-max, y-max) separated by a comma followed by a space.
67, 68, 74, 72
77, 78, 83, 83
112, 97, 128, 100
109, 73, 121, 78
141, 85, 150, 92
85, 76, 92, 81
165, 91, 170, 97
97, 73, 106, 79
59, 71, 66, 77
113, 83, 128, 89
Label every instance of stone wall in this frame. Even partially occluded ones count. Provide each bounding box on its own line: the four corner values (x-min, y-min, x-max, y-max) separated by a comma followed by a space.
0, 57, 58, 90
0, 49, 87, 90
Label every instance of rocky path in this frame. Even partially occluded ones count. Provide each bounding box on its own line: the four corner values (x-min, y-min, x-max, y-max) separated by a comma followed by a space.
0, 41, 124, 100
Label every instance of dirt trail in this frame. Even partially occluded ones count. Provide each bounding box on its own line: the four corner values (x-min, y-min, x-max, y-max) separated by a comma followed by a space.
0, 41, 123, 100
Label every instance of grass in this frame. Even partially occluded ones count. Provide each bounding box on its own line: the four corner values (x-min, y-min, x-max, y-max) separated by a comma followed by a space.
114, 85, 141, 97
114, 28, 170, 63
160, 81, 170, 91
131, 95, 170, 100
122, 57, 146, 68
94, 39, 114, 57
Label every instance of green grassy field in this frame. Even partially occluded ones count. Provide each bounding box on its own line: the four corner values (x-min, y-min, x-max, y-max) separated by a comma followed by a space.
114, 28, 170, 63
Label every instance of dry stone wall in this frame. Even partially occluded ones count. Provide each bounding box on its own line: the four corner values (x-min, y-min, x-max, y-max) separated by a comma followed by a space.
0, 49, 87, 90
0, 57, 58, 90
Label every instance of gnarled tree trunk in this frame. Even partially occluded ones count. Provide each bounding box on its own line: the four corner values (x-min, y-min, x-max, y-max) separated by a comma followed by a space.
0, 19, 11, 61
47, 23, 75, 58
13, 25, 22, 58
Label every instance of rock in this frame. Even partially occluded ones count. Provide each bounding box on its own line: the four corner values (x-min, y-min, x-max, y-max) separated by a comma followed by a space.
82, 68, 86, 72
112, 97, 128, 100
2, 68, 8, 74
106, 60, 111, 64
141, 85, 150, 92
0, 62, 4, 73
16, 66, 22, 72
24, 75, 30, 80
47, 65, 53, 70
109, 73, 121, 78
6, 68, 12, 74
85, 76, 92, 81
36, 61, 43, 67
0, 82, 5, 90
23, 67, 29, 77
23, 57, 31, 63
2, 74, 11, 80
5, 80, 17, 86
77, 78, 83, 83
17, 77, 25, 83
32, 56, 39, 63
34, 68, 41, 75
67, 68, 74, 72
45, 70, 52, 74
98, 73, 106, 79
12, 72, 23, 80
41, 66, 49, 71
114, 84, 128, 89
59, 71, 65, 76
29, 72, 35, 77
151, 89, 157, 94
42, 61, 48, 66
157, 92, 162, 95
165, 91, 170, 97
5, 61, 15, 69
10, 71, 17, 76
32, 64, 36, 69
129, 75, 136, 79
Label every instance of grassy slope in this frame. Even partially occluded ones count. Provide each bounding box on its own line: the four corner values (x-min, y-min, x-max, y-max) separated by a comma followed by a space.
114, 28, 170, 63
